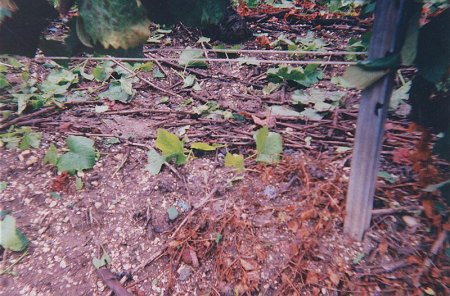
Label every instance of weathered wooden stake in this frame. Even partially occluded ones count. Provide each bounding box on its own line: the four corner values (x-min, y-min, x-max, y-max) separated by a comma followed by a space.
344, 0, 413, 241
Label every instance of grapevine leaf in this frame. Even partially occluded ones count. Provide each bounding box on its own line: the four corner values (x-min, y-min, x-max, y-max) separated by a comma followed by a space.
167, 206, 179, 221
77, 0, 150, 49
155, 129, 186, 165
300, 108, 323, 121
378, 171, 397, 184
95, 105, 109, 113
133, 62, 153, 72
75, 177, 84, 190
19, 132, 41, 150
98, 80, 134, 103
342, 66, 388, 89
267, 64, 322, 88
191, 142, 220, 151
0, 181, 7, 192
292, 89, 344, 105
390, 82, 411, 110
263, 82, 280, 95
0, 215, 29, 252
43, 144, 59, 166
237, 57, 260, 66
178, 48, 208, 68
182, 74, 196, 88
254, 127, 283, 164
145, 148, 165, 175
269, 106, 302, 117
92, 251, 111, 269
57, 136, 96, 174
400, 5, 420, 66
357, 54, 401, 71
0, 73, 9, 89
224, 153, 244, 171
423, 179, 450, 193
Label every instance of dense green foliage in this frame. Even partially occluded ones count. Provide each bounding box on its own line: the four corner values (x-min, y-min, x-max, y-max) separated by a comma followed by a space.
0, 0, 244, 55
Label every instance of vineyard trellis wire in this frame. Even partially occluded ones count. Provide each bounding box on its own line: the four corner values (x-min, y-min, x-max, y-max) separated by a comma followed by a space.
33, 48, 367, 65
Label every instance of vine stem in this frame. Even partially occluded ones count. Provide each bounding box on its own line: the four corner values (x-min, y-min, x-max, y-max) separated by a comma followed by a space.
0, 250, 29, 276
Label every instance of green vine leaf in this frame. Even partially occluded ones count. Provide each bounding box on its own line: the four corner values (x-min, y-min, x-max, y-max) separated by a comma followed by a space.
224, 153, 244, 171
267, 64, 323, 88
254, 127, 283, 164
145, 148, 165, 175
155, 129, 186, 165
75, 176, 84, 191
178, 47, 208, 68
57, 136, 96, 175
19, 131, 41, 150
43, 144, 59, 166
0, 215, 29, 252
92, 251, 112, 269
191, 142, 221, 151
77, 0, 150, 49
342, 66, 388, 89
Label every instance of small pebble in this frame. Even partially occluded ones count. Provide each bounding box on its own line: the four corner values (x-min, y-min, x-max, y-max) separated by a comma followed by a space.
26, 156, 38, 166
177, 265, 192, 281
402, 215, 418, 228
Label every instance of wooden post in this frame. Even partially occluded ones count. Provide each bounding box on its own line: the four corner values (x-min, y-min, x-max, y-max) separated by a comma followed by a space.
344, 0, 413, 240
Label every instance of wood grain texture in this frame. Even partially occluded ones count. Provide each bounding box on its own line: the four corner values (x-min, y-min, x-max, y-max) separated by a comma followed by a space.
344, 0, 413, 240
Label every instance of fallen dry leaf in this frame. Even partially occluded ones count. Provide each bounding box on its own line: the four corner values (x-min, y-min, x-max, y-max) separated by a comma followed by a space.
256, 35, 271, 48
300, 209, 317, 221
240, 258, 257, 271
306, 270, 319, 285
329, 271, 340, 285
50, 172, 70, 192
378, 239, 389, 256
392, 148, 412, 165
287, 219, 299, 233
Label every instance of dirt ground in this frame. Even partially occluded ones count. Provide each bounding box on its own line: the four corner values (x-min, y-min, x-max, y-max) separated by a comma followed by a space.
1, 7, 449, 296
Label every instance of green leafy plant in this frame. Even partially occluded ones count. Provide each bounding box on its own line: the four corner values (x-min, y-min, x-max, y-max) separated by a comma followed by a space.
57, 136, 97, 175
191, 142, 222, 151
267, 64, 323, 88
0, 181, 7, 192
92, 62, 114, 82
98, 77, 136, 103
390, 81, 411, 111
319, 0, 365, 14
292, 31, 327, 52
43, 144, 59, 165
178, 47, 208, 68
0, 214, 29, 252
346, 33, 370, 61
292, 88, 345, 120
254, 126, 283, 164
213, 44, 241, 58
77, 0, 150, 49
191, 101, 232, 119
224, 152, 245, 171
0, 127, 41, 149
343, 54, 401, 89
182, 74, 202, 90
92, 250, 112, 269
167, 206, 179, 221
145, 148, 166, 176
155, 128, 187, 165
0, 73, 9, 89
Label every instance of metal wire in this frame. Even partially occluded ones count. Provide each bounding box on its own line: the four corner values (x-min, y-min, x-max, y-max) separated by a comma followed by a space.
40, 56, 359, 65
144, 47, 367, 56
